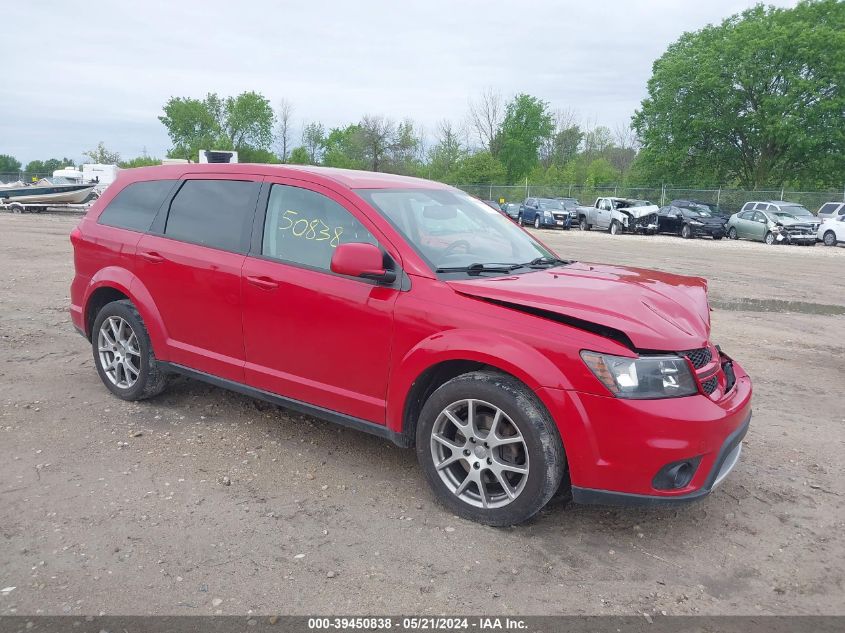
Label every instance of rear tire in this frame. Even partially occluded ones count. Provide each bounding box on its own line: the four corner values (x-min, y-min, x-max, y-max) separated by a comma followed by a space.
92, 300, 168, 401
579, 217, 590, 231
517, 213, 523, 226
416, 371, 565, 526
728, 227, 738, 240
823, 231, 836, 246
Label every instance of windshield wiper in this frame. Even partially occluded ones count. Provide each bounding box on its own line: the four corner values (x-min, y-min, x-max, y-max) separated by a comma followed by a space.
435, 262, 523, 275
522, 257, 573, 269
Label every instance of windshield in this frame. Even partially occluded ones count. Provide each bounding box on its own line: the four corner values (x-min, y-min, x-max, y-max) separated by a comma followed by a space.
356, 188, 557, 273
780, 205, 812, 217
538, 199, 564, 210
685, 204, 714, 217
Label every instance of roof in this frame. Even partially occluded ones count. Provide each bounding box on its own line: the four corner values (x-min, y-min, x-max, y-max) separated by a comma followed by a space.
117, 163, 452, 190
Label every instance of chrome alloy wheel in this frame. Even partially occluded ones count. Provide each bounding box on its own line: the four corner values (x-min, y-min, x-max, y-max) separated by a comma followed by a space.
97, 316, 141, 389
430, 399, 529, 509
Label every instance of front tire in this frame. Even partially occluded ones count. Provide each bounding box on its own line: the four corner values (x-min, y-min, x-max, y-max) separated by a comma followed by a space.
534, 216, 541, 230
609, 220, 620, 235
579, 217, 590, 231
92, 300, 168, 401
681, 224, 692, 239
728, 227, 738, 240
416, 371, 565, 526
517, 213, 523, 226
823, 231, 837, 246
764, 231, 775, 245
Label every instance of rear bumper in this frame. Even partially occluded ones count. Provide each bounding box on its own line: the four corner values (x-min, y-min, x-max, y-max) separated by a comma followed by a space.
537, 358, 752, 503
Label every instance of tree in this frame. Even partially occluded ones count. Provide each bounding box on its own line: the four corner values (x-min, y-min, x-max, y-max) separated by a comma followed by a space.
25, 158, 75, 174
288, 146, 311, 164
496, 94, 554, 183
322, 125, 368, 170
274, 98, 294, 162
585, 158, 619, 186
539, 109, 581, 168
0, 154, 21, 174
358, 115, 394, 172
301, 122, 326, 164
120, 156, 160, 168
467, 88, 504, 154
159, 91, 275, 160
581, 126, 613, 156
427, 119, 467, 181
632, 0, 845, 188
84, 142, 121, 164
454, 151, 507, 184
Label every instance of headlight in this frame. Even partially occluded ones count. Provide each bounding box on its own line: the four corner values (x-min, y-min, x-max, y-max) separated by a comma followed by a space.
772, 224, 783, 232
543, 210, 552, 219
580, 351, 698, 399
689, 220, 703, 226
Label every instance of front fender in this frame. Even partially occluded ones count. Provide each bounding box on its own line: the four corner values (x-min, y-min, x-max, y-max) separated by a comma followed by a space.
82, 267, 169, 358
386, 328, 572, 434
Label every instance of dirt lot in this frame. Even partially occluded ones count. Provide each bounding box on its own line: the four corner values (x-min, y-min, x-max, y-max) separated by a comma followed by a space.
1, 213, 843, 616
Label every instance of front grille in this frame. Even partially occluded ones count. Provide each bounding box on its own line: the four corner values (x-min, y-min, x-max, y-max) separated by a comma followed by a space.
701, 376, 718, 395
552, 213, 567, 221
680, 347, 712, 369
635, 213, 657, 227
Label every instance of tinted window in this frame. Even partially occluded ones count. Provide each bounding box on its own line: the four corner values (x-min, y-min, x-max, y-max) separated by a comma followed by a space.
262, 185, 377, 271
164, 179, 259, 253
98, 180, 175, 232
819, 203, 838, 214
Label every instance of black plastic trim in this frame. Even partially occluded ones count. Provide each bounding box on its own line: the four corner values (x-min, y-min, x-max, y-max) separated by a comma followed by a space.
160, 362, 412, 448
572, 410, 751, 507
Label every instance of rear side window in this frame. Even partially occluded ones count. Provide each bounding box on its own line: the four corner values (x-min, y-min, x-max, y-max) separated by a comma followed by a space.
164, 179, 260, 253
98, 180, 176, 232
819, 203, 839, 214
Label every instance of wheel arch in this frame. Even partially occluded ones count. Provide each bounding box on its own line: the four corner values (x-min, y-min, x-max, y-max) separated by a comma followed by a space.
81, 268, 168, 355
387, 330, 571, 444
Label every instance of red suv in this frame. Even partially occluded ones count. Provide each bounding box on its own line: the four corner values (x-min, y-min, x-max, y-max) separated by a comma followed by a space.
70, 164, 752, 525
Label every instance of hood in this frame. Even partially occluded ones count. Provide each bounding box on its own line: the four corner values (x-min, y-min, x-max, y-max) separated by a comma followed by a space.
777, 215, 818, 226
618, 204, 659, 218
692, 216, 727, 226
447, 262, 711, 351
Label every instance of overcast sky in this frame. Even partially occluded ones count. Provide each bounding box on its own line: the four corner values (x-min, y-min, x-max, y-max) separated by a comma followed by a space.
2, 0, 796, 166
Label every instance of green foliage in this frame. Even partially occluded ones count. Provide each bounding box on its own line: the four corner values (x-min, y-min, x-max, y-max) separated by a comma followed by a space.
0, 154, 21, 173
322, 125, 368, 170
453, 151, 506, 184
288, 147, 311, 165
120, 156, 160, 168
236, 147, 280, 164
496, 94, 554, 183
159, 91, 275, 161
633, 0, 845, 188
84, 142, 120, 165
301, 122, 326, 164
24, 158, 75, 174
585, 158, 619, 186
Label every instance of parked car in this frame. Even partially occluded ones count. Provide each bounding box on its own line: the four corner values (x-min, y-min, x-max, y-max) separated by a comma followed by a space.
818, 215, 845, 247
577, 197, 659, 235
816, 201, 845, 223
501, 202, 520, 221
727, 205, 818, 245
70, 164, 751, 526
555, 197, 581, 224
657, 200, 727, 239
518, 197, 571, 229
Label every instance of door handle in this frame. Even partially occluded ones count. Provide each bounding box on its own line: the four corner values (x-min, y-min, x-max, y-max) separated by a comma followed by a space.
246, 275, 278, 290
139, 251, 165, 264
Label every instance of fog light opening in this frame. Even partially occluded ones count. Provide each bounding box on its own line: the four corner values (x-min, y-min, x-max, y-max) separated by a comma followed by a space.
652, 456, 702, 490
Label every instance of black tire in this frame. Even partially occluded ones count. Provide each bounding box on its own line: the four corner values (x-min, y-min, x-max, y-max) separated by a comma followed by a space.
609, 220, 620, 235
517, 213, 523, 226
713, 235, 723, 240
728, 227, 738, 240
681, 224, 692, 239
416, 371, 565, 526
534, 216, 541, 230
579, 217, 590, 231
91, 299, 168, 401
764, 231, 775, 245
823, 231, 836, 247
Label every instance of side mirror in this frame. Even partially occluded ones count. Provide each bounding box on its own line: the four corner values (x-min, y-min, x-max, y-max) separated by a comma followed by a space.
330, 242, 396, 284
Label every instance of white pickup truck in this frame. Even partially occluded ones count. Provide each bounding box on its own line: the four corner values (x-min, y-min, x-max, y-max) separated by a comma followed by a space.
577, 197, 660, 235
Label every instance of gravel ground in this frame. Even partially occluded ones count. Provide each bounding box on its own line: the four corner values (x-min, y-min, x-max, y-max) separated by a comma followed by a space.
0, 214, 843, 616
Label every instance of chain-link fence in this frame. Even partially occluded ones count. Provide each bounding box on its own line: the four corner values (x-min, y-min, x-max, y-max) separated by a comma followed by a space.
1, 172, 52, 184
454, 183, 845, 215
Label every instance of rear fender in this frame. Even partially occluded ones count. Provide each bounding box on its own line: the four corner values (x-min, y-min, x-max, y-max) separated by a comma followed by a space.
83, 268, 169, 357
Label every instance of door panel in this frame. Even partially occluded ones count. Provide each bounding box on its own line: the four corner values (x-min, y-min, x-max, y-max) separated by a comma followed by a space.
241, 179, 399, 423
135, 234, 246, 381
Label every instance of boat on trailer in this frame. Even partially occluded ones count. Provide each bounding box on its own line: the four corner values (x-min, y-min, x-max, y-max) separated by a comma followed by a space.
0, 178, 96, 205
